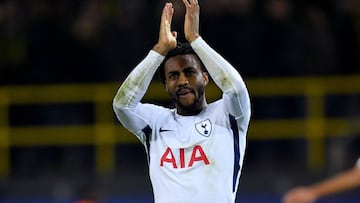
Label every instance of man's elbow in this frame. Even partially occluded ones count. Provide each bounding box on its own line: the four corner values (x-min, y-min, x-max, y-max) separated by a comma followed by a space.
112, 97, 128, 115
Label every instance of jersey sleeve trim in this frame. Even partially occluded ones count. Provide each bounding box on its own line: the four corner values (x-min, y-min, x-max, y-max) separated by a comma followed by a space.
142, 125, 152, 163
229, 114, 241, 193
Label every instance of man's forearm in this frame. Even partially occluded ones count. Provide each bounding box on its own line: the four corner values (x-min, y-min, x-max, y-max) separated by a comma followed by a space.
191, 37, 250, 117
113, 51, 164, 108
190, 37, 246, 93
310, 167, 360, 198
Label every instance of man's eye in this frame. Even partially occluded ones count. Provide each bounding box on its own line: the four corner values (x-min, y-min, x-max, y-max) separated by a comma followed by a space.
168, 74, 178, 79
185, 71, 195, 76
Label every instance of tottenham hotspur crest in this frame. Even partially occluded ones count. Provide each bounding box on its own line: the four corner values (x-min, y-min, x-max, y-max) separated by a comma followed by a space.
195, 119, 212, 137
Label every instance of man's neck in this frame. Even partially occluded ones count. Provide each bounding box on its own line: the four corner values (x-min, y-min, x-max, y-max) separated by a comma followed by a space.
176, 101, 208, 116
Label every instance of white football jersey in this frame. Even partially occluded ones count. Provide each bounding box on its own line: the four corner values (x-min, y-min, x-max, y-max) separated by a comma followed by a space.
356, 157, 360, 168
113, 37, 251, 203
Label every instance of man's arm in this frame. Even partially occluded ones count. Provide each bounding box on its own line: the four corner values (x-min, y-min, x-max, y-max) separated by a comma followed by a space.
191, 38, 250, 118
182, 0, 250, 118
112, 3, 177, 136
282, 161, 360, 203
112, 51, 164, 135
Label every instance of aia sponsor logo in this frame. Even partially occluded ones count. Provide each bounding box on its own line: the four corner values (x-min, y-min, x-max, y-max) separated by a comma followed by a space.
160, 145, 210, 169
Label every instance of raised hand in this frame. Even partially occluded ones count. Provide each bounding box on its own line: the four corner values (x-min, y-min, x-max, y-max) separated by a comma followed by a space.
153, 2, 177, 56
182, 0, 200, 43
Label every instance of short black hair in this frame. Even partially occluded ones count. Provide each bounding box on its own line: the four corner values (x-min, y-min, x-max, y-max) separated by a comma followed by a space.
158, 42, 206, 84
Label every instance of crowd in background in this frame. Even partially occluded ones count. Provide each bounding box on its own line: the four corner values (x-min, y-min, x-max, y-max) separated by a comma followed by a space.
0, 0, 359, 85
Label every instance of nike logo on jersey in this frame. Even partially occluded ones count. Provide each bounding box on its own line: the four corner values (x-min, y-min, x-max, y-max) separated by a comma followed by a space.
159, 128, 172, 133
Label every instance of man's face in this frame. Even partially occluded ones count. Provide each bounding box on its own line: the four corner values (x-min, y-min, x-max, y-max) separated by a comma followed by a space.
164, 54, 209, 114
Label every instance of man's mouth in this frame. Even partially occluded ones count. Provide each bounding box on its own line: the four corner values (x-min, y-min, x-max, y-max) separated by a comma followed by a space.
176, 88, 193, 96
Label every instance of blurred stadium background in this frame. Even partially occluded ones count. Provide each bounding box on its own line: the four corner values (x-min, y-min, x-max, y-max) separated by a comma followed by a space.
0, 0, 359, 202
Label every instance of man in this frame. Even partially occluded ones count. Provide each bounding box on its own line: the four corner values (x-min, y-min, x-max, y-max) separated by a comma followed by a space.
282, 157, 360, 203
112, 0, 251, 202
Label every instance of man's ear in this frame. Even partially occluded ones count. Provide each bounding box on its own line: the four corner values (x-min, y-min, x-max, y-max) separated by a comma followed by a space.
202, 72, 209, 86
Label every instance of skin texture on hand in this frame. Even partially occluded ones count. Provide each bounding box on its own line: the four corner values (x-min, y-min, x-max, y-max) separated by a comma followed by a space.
153, 2, 177, 56
182, 0, 200, 42
153, 0, 201, 56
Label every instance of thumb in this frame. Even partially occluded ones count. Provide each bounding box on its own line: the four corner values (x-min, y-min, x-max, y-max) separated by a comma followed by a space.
172, 31, 178, 39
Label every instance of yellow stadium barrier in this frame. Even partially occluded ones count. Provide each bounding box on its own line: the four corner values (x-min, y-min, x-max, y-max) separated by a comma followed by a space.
0, 75, 360, 177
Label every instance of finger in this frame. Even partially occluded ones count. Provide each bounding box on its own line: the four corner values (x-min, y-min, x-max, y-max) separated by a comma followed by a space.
161, 3, 168, 20
167, 3, 174, 25
182, 0, 190, 7
161, 3, 173, 25
163, 3, 172, 17
190, 0, 198, 6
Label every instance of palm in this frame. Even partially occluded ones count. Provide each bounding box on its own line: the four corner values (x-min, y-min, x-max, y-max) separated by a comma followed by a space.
157, 3, 177, 54
183, 0, 200, 42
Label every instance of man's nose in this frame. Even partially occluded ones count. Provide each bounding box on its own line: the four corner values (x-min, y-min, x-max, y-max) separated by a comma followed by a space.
177, 73, 189, 86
